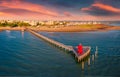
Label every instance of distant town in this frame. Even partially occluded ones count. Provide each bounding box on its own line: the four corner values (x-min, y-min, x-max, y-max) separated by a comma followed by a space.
0, 20, 115, 27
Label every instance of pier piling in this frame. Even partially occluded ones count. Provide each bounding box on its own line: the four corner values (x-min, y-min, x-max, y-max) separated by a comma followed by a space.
27, 29, 91, 63
82, 61, 84, 70
92, 55, 94, 61
88, 57, 90, 66
95, 46, 98, 57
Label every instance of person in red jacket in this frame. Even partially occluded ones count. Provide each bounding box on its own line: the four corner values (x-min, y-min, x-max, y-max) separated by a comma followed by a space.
77, 43, 83, 54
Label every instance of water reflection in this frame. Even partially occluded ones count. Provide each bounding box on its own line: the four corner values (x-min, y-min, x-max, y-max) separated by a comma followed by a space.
21, 31, 24, 38
6, 30, 16, 38
6, 30, 11, 33
6, 30, 11, 35
95, 46, 98, 58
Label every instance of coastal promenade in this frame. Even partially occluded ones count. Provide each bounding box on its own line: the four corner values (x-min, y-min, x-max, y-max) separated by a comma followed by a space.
27, 29, 91, 62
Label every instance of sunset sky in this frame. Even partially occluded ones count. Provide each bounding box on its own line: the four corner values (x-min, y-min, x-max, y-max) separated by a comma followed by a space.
0, 0, 120, 21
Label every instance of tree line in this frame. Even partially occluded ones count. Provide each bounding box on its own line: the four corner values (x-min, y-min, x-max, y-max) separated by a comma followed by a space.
0, 21, 31, 27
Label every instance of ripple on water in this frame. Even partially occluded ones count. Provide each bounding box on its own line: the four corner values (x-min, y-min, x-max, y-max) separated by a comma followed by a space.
0, 31, 120, 76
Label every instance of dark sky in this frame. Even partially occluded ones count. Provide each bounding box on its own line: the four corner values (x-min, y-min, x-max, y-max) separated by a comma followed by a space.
0, 0, 120, 21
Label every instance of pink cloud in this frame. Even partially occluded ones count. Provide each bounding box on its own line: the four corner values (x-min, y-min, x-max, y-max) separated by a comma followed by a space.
92, 3, 120, 13
81, 3, 120, 15
80, 1, 120, 21
0, 11, 12, 16
0, 0, 120, 21
0, 0, 59, 17
64, 12, 72, 17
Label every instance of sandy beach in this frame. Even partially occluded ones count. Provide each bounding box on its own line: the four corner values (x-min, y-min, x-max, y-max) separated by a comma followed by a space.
0, 24, 120, 32
29, 24, 120, 32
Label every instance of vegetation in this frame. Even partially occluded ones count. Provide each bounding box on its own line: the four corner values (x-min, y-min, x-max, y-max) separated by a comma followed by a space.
0, 20, 31, 27
77, 24, 109, 29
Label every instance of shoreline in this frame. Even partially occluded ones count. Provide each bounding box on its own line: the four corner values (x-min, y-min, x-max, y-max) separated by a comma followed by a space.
0, 27, 26, 31
0, 24, 120, 32
29, 24, 120, 32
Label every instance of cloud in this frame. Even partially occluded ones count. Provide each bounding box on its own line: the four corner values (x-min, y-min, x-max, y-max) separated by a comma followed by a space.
0, 8, 41, 16
81, 3, 120, 16
0, 0, 59, 17
0, 0, 119, 21
94, 0, 120, 8
64, 12, 72, 17
0, 12, 8, 16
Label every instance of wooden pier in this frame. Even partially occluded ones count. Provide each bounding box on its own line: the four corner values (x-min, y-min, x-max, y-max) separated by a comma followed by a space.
27, 29, 91, 62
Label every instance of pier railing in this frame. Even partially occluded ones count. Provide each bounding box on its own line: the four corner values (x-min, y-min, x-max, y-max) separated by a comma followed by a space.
27, 29, 91, 62
27, 29, 73, 51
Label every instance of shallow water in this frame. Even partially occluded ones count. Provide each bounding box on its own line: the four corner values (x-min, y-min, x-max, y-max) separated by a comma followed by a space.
0, 30, 120, 77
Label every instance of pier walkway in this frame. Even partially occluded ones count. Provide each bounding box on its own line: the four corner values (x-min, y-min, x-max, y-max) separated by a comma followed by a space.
27, 29, 91, 62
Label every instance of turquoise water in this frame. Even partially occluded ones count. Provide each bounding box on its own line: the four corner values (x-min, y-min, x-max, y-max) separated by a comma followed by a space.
0, 30, 120, 77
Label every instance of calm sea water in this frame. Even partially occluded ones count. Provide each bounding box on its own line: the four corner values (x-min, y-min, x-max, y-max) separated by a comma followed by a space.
109, 21, 120, 26
0, 30, 120, 77
109, 23, 120, 26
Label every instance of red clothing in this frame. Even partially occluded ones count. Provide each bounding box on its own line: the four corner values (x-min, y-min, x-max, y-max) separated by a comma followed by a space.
77, 44, 83, 54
